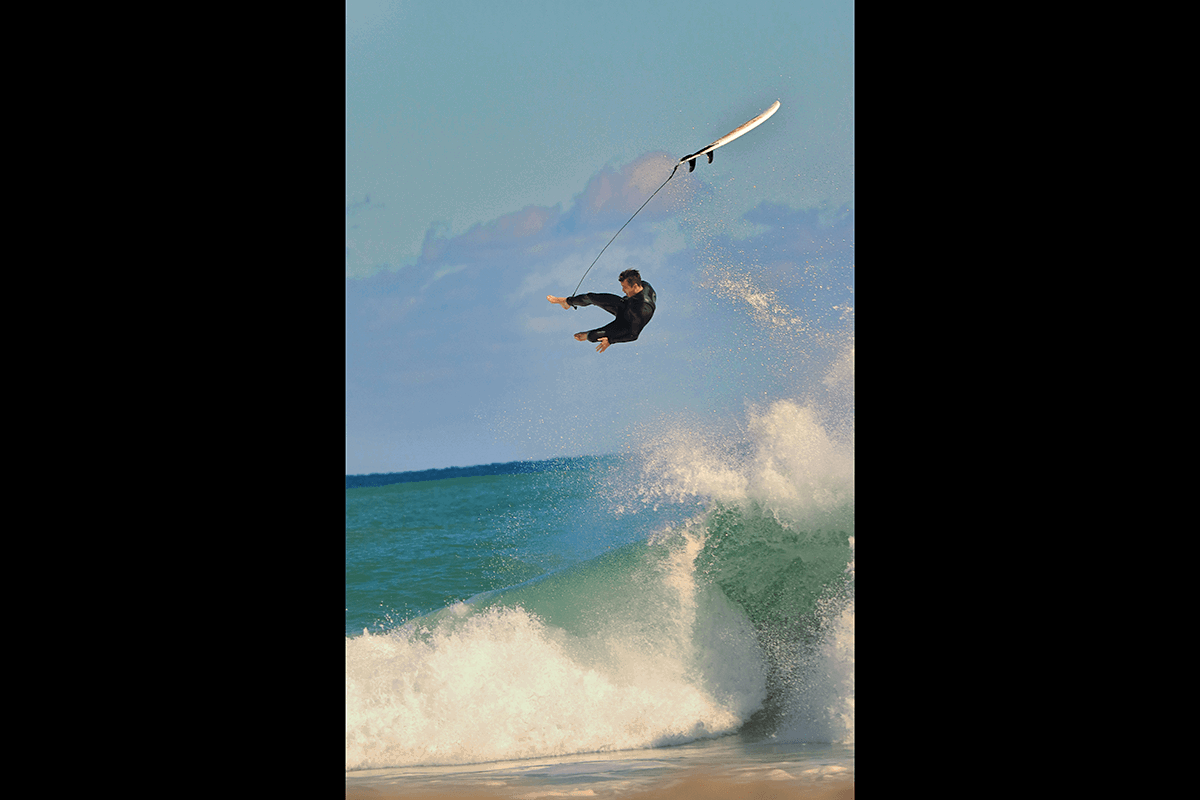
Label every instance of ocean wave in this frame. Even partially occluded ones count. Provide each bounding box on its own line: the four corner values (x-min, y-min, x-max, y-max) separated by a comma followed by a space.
346, 347, 854, 768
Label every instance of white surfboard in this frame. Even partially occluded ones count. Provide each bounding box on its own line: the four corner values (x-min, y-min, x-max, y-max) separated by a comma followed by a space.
678, 100, 781, 172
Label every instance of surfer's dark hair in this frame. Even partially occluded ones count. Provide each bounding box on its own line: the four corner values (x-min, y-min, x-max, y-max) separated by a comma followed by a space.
619, 269, 642, 286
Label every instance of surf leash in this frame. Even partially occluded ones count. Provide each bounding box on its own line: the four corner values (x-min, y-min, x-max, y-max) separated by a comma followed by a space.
570, 162, 680, 302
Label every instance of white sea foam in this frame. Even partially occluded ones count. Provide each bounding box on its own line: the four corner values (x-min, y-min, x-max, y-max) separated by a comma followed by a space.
345, 526, 768, 770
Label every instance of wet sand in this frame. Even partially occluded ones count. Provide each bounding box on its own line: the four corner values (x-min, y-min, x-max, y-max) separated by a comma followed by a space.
347, 770, 853, 800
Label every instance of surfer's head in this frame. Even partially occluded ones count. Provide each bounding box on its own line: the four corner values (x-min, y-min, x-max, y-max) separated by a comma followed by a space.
619, 269, 642, 297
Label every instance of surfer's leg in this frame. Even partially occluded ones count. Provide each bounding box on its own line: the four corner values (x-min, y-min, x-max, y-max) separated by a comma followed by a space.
568, 292, 623, 316
580, 293, 624, 316
577, 326, 612, 343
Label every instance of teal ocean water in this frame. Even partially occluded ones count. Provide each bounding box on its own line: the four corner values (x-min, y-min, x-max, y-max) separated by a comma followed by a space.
346, 360, 854, 791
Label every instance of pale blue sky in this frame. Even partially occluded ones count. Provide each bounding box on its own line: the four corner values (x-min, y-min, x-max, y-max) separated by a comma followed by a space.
346, 0, 854, 474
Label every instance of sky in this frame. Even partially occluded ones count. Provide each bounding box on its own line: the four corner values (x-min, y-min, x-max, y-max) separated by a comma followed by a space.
346, 0, 854, 475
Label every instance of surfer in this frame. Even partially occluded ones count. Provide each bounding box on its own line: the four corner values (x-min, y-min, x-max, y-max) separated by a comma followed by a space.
547, 269, 656, 353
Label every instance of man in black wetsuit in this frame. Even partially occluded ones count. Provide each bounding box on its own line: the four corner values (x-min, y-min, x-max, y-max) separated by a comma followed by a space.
547, 269, 656, 353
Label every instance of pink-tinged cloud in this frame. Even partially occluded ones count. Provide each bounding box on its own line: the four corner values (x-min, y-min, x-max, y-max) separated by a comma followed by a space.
570, 152, 692, 227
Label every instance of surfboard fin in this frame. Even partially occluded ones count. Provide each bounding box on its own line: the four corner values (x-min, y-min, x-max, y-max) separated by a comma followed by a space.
707, 152, 714, 163
688, 158, 696, 172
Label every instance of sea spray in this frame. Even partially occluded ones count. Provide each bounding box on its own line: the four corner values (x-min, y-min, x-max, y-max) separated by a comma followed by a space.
634, 398, 852, 519
626, 358, 855, 744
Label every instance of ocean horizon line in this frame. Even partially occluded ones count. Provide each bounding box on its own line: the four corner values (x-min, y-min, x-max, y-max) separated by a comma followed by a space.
346, 453, 616, 489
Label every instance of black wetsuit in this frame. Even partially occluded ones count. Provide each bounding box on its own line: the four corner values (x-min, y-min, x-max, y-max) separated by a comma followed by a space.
568, 282, 656, 344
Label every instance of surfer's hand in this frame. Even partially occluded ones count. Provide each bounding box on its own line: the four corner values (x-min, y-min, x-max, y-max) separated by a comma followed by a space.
595, 337, 610, 353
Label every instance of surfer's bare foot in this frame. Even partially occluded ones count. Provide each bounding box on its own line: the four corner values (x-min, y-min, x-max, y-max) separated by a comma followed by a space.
574, 332, 588, 341
547, 295, 570, 310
